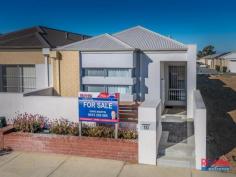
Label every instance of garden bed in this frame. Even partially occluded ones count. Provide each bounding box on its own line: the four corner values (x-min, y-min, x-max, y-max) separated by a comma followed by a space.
1, 113, 138, 162
3, 131, 138, 162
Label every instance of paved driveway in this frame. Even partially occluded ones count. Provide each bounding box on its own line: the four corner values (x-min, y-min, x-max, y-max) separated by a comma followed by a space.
0, 151, 234, 177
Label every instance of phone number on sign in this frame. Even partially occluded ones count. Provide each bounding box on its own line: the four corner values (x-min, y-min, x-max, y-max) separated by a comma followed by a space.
88, 113, 109, 118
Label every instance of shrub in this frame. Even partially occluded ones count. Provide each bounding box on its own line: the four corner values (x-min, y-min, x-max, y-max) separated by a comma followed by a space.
118, 129, 138, 139
82, 126, 114, 138
49, 119, 79, 136
82, 126, 138, 139
215, 65, 221, 72
222, 66, 227, 72
12, 113, 137, 139
13, 113, 47, 133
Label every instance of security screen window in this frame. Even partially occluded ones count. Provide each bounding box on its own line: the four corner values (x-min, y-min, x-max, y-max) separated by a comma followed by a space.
107, 85, 132, 94
107, 69, 131, 77
83, 68, 132, 77
84, 85, 132, 94
84, 68, 104, 77
0, 65, 36, 92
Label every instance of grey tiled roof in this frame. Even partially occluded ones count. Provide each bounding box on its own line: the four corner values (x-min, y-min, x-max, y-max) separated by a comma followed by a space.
58, 26, 187, 51
58, 34, 134, 51
0, 26, 90, 49
113, 26, 187, 50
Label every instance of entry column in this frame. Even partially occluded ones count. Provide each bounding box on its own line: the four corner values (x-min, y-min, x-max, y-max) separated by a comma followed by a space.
138, 99, 162, 165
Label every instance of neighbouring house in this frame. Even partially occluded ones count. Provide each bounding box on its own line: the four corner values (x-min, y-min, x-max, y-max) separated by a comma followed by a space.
0, 26, 90, 94
221, 52, 236, 73
199, 52, 229, 70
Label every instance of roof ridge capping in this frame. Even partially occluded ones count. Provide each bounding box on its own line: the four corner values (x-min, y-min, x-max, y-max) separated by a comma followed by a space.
113, 25, 187, 50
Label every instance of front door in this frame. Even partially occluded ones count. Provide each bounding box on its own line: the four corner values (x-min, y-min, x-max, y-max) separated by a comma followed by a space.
165, 64, 186, 106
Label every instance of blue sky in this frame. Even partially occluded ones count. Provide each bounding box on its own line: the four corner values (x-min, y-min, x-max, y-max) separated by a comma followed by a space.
0, 0, 236, 52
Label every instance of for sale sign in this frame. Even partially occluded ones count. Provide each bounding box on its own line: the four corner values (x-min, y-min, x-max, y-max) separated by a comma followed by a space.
79, 92, 119, 123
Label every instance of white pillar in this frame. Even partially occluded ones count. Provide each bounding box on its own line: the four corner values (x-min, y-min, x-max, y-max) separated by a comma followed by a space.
42, 48, 51, 88
44, 55, 49, 87
138, 99, 161, 165
187, 45, 197, 118
194, 90, 206, 170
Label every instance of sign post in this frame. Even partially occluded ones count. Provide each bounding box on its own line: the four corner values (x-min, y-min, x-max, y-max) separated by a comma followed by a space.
78, 92, 120, 138
79, 121, 82, 136
115, 123, 119, 139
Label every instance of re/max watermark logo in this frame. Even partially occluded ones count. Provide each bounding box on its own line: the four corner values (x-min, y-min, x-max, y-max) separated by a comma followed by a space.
201, 158, 231, 171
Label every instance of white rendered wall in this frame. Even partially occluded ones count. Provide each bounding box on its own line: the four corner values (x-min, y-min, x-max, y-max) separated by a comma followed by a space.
228, 61, 236, 73
80, 51, 136, 102
81, 52, 135, 68
140, 51, 187, 102
194, 90, 206, 170
35, 64, 52, 90
138, 99, 162, 165
0, 93, 78, 122
187, 45, 197, 118
82, 76, 136, 86
140, 46, 196, 118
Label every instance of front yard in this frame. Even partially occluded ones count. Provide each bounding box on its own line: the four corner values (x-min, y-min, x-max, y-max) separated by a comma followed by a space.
197, 74, 236, 172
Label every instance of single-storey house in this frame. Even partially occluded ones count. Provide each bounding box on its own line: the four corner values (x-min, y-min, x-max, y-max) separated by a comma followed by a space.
0, 26, 207, 170
0, 26, 89, 94
221, 52, 236, 73
56, 26, 196, 118
199, 52, 229, 70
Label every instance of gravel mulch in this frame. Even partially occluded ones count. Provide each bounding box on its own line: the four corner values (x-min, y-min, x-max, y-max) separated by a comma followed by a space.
197, 74, 236, 173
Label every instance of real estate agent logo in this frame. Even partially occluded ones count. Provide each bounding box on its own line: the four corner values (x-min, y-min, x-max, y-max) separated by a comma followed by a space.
201, 158, 231, 171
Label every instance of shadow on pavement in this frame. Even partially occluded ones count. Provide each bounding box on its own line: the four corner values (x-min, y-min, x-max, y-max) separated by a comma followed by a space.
0, 149, 12, 156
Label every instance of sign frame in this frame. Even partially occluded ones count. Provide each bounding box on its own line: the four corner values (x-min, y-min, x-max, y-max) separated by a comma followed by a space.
78, 92, 120, 123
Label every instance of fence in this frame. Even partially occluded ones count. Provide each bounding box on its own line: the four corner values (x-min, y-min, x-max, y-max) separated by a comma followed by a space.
0, 90, 139, 124
0, 93, 78, 122
119, 103, 139, 123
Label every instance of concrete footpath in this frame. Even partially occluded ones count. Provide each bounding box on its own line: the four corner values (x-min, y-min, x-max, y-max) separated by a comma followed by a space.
0, 151, 235, 177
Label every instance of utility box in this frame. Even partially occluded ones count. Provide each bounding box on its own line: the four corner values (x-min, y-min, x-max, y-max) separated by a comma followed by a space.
0, 117, 7, 128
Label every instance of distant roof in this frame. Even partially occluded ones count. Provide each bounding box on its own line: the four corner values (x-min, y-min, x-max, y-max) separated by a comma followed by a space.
57, 33, 134, 51
0, 26, 90, 49
221, 52, 236, 60
58, 26, 187, 51
201, 52, 230, 59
